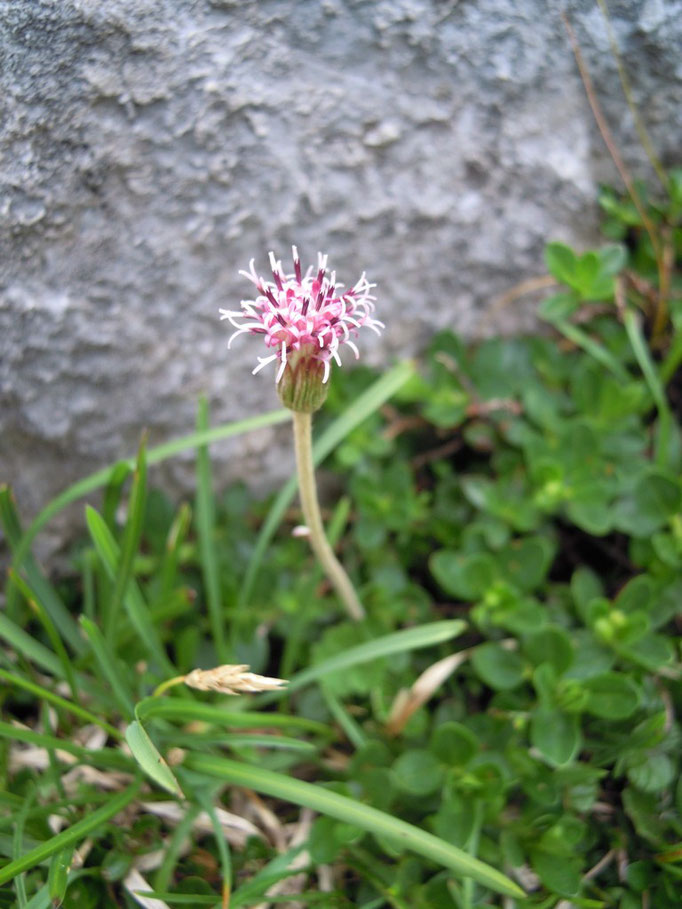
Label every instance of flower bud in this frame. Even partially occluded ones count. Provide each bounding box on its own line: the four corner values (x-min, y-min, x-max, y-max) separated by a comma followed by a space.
276, 346, 330, 413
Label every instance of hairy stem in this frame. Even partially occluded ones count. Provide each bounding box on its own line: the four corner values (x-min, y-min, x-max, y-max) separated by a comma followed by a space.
292, 410, 365, 621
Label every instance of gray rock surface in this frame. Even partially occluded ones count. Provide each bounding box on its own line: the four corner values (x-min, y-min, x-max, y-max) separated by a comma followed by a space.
1, 0, 680, 540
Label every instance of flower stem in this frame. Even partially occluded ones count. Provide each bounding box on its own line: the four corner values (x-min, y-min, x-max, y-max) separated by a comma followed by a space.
292, 411, 365, 622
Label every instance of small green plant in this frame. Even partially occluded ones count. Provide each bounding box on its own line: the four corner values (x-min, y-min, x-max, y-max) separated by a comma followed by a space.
1, 171, 681, 906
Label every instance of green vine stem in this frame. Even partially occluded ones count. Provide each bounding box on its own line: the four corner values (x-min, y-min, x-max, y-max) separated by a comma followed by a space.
292, 410, 365, 622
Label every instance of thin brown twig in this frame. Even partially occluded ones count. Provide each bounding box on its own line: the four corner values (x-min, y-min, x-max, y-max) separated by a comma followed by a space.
595, 0, 668, 189
410, 437, 462, 470
481, 274, 559, 333
561, 11, 668, 341
584, 848, 616, 881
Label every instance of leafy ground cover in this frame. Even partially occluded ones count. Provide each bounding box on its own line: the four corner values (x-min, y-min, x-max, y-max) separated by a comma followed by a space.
1, 173, 681, 908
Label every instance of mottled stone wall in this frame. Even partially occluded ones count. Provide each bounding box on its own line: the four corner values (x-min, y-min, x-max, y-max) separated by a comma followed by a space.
1, 0, 679, 537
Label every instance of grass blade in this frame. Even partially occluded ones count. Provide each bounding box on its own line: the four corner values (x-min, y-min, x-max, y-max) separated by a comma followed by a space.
0, 613, 63, 677
12, 783, 35, 906
553, 318, 630, 382
125, 721, 183, 797
183, 753, 524, 899
238, 361, 415, 609
85, 507, 174, 674
102, 461, 132, 531
623, 309, 674, 467
151, 804, 202, 896
229, 845, 307, 908
0, 487, 84, 655
105, 439, 148, 640
79, 616, 135, 719
285, 620, 466, 695
321, 684, 366, 749
7, 570, 78, 699
194, 789, 232, 907
0, 780, 142, 886
154, 731, 318, 753
47, 846, 73, 907
158, 503, 192, 602
136, 698, 331, 737
12, 410, 292, 577
0, 669, 120, 740
0, 721, 130, 771
195, 398, 226, 661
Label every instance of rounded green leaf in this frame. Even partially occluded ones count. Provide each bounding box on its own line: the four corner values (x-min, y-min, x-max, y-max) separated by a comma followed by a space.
471, 642, 525, 691
530, 848, 581, 897
523, 627, 574, 675
545, 242, 578, 286
530, 708, 581, 766
570, 567, 604, 620
614, 575, 655, 614
430, 550, 497, 599
499, 536, 556, 593
627, 753, 675, 793
583, 672, 641, 719
616, 471, 682, 537
431, 722, 479, 767
392, 749, 444, 796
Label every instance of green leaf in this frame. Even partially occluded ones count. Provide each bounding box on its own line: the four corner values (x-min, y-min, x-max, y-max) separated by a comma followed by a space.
286, 620, 467, 695
0, 486, 84, 656
430, 551, 497, 600
529, 848, 581, 897
545, 242, 578, 286
564, 631, 614, 680
104, 439, 148, 641
551, 319, 630, 382
136, 699, 331, 737
125, 721, 183, 797
79, 616, 135, 719
431, 723, 479, 767
0, 781, 142, 885
530, 708, 581, 765
195, 398, 226, 660
5, 570, 78, 699
158, 502, 192, 601
597, 243, 627, 276
627, 753, 675, 793
575, 251, 601, 296
392, 750, 444, 796
471, 642, 525, 691
570, 568, 604, 619
12, 409, 293, 581
523, 628, 574, 675
566, 496, 614, 536
616, 471, 682, 537
582, 673, 641, 719
614, 575, 654, 615
0, 668, 121, 740
102, 460, 132, 530
47, 846, 73, 905
499, 536, 555, 593
538, 292, 581, 322
0, 613, 63, 677
620, 632, 675, 672
229, 845, 310, 907
623, 309, 673, 468
184, 752, 525, 898
623, 786, 666, 843
85, 507, 173, 674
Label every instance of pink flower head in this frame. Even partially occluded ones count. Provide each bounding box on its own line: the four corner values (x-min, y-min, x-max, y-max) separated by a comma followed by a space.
220, 247, 383, 384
